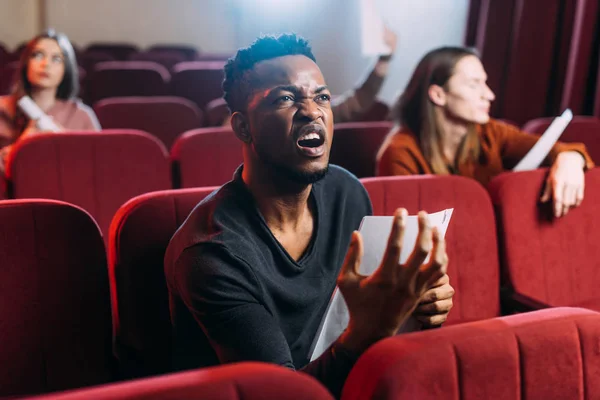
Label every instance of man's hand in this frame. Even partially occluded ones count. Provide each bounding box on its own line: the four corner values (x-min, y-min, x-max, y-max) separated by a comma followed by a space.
382, 25, 398, 56
414, 274, 454, 328
337, 209, 448, 353
541, 151, 586, 217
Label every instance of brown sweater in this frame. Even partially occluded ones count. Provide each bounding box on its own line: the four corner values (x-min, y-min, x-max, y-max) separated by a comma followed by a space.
377, 119, 594, 186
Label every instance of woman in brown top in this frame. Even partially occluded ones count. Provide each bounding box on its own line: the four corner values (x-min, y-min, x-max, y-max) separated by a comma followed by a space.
377, 46, 593, 218
0, 30, 100, 172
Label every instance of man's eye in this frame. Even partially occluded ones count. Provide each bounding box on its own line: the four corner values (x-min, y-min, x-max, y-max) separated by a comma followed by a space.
275, 95, 293, 104
316, 94, 331, 102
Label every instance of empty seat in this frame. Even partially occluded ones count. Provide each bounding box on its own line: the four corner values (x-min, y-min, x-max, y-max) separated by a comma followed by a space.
205, 97, 229, 126
108, 187, 216, 377
129, 51, 187, 71
147, 44, 199, 61
194, 53, 233, 62
0, 61, 18, 95
356, 100, 390, 122
361, 175, 500, 324
27, 362, 333, 400
94, 97, 203, 149
488, 167, 600, 312
342, 307, 600, 400
6, 130, 171, 244
0, 199, 113, 397
171, 128, 242, 188
87, 61, 170, 105
170, 61, 226, 111
78, 51, 114, 75
86, 43, 139, 61
522, 115, 600, 164
330, 121, 393, 178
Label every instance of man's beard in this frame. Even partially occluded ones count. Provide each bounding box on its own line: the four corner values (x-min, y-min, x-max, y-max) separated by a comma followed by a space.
256, 146, 329, 184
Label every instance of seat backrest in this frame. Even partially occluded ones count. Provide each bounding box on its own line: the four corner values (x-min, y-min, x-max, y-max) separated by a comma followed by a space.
85, 43, 139, 61
147, 45, 199, 61
488, 168, 600, 308
170, 61, 226, 110
108, 187, 216, 377
0, 61, 18, 95
129, 51, 187, 71
0, 199, 113, 397
343, 307, 600, 400
171, 127, 242, 188
78, 51, 114, 75
205, 97, 229, 127
330, 121, 392, 178
357, 100, 390, 122
94, 97, 204, 150
6, 130, 171, 244
522, 115, 600, 164
87, 61, 170, 104
28, 362, 333, 400
361, 175, 500, 324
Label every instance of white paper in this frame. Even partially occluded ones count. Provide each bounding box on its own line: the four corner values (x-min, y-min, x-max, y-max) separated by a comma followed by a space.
513, 109, 573, 171
309, 208, 454, 361
359, 0, 391, 56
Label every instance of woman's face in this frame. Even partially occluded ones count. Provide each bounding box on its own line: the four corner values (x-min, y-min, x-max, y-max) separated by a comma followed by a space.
438, 55, 495, 125
26, 38, 65, 91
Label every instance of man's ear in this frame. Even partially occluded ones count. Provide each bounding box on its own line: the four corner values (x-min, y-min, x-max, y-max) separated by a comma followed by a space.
231, 112, 252, 143
428, 84, 447, 107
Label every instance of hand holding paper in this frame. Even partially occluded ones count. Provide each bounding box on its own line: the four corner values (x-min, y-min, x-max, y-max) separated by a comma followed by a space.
310, 209, 452, 360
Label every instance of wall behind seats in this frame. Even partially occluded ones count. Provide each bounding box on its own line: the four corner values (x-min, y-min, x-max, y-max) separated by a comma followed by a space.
0, 0, 40, 48
45, 0, 236, 52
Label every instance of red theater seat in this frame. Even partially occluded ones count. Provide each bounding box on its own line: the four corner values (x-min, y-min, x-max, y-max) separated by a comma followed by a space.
94, 97, 203, 149
86, 43, 139, 61
522, 115, 600, 164
171, 127, 242, 188
205, 97, 229, 127
5, 130, 171, 244
0, 200, 113, 397
361, 175, 500, 324
330, 121, 392, 178
27, 363, 333, 400
148, 44, 199, 61
129, 51, 187, 71
108, 187, 216, 377
87, 61, 170, 104
342, 307, 600, 400
489, 168, 600, 312
169, 61, 226, 111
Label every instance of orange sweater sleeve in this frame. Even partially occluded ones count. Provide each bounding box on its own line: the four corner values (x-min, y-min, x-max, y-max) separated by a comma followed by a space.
376, 131, 429, 176
486, 119, 594, 170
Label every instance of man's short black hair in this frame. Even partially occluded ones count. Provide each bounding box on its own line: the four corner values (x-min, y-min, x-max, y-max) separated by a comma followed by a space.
223, 33, 316, 113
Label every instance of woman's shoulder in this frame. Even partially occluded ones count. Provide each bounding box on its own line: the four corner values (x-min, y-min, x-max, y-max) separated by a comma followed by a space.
383, 126, 420, 150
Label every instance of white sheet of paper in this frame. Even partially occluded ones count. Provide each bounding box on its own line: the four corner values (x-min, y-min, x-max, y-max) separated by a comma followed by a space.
359, 0, 391, 56
309, 208, 454, 361
513, 109, 573, 171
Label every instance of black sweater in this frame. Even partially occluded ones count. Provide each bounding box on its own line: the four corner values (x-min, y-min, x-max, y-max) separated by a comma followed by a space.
164, 165, 372, 397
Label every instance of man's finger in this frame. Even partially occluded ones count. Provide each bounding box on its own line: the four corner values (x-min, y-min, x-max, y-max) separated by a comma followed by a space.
405, 211, 433, 275
380, 208, 407, 276
427, 273, 449, 290
415, 298, 454, 315
576, 183, 585, 206
553, 182, 564, 218
417, 227, 446, 290
419, 282, 454, 304
338, 231, 364, 283
415, 312, 449, 327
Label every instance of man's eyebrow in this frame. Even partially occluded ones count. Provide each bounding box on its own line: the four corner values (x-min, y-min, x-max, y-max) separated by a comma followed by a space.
269, 85, 301, 95
315, 85, 329, 93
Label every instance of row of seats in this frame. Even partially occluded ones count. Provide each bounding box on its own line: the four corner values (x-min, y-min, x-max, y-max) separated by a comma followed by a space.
3, 167, 600, 397
0, 123, 392, 240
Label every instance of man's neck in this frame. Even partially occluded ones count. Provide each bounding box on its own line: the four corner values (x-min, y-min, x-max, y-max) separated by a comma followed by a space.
242, 162, 313, 233
30, 88, 58, 113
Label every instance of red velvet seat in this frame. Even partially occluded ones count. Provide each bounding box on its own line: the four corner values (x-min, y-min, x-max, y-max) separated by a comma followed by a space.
27, 362, 333, 400
361, 175, 500, 325
108, 187, 216, 377
129, 51, 187, 72
94, 97, 204, 149
488, 168, 600, 312
522, 115, 600, 164
342, 307, 600, 400
0, 199, 113, 397
204, 97, 229, 127
171, 128, 242, 188
169, 61, 226, 111
330, 121, 392, 178
0, 61, 18, 95
147, 45, 199, 61
87, 61, 170, 105
6, 130, 171, 244
85, 43, 139, 61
